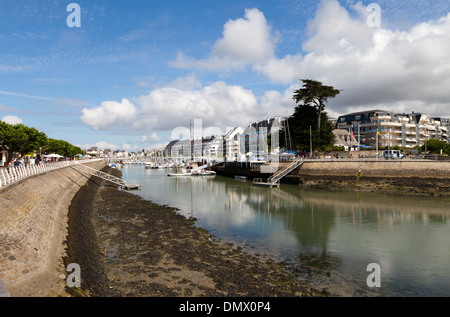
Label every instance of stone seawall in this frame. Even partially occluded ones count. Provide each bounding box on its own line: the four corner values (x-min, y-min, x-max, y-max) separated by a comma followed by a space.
296, 160, 450, 178
0, 161, 105, 297
214, 160, 450, 180
213, 160, 450, 196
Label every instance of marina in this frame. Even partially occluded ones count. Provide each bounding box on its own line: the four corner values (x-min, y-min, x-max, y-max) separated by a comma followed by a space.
120, 164, 450, 296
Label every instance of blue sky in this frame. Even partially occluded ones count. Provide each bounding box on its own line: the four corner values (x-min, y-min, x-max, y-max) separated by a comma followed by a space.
1, 0, 450, 151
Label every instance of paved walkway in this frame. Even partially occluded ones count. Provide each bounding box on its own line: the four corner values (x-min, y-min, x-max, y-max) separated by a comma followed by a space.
0, 277, 10, 297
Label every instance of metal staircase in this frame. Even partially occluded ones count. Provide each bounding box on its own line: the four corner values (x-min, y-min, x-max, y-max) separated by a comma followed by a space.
267, 158, 304, 184
71, 163, 139, 189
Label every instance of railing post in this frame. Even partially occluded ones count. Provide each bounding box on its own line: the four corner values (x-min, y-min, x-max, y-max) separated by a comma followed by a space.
1, 169, 5, 186
6, 169, 11, 184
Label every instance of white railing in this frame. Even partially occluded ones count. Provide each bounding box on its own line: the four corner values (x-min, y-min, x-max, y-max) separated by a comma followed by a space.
0, 159, 102, 188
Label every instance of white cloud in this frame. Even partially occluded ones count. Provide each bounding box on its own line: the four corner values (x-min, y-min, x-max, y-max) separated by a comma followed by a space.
80, 79, 270, 133
135, 81, 261, 130
169, 0, 450, 118
81, 98, 138, 130
142, 132, 161, 143
81, 0, 450, 142
170, 8, 276, 71
2, 115, 23, 124
254, 0, 450, 117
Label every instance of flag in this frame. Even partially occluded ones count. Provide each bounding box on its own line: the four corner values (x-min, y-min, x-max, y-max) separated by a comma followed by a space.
377, 131, 381, 136
351, 130, 355, 141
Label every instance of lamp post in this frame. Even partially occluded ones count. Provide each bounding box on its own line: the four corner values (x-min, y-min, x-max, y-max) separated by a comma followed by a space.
376, 128, 379, 159
309, 126, 312, 158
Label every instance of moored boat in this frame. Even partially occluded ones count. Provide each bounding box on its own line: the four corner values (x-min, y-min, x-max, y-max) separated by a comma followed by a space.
192, 170, 216, 176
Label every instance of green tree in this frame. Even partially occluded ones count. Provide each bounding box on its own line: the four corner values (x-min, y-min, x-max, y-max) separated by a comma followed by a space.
281, 104, 335, 152
293, 79, 341, 139
1, 121, 82, 157
0, 121, 14, 152
46, 138, 83, 157
6, 124, 48, 155
421, 138, 450, 155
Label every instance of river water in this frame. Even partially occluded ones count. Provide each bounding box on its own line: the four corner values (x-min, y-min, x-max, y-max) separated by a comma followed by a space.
120, 164, 450, 297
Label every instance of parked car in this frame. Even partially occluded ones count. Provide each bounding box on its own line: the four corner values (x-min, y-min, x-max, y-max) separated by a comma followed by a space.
384, 150, 404, 159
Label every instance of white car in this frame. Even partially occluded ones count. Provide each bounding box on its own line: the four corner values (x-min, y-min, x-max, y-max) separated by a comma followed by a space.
384, 150, 404, 159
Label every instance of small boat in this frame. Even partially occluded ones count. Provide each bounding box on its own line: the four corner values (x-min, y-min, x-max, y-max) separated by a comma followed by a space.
192, 170, 216, 176
167, 168, 192, 176
234, 175, 247, 180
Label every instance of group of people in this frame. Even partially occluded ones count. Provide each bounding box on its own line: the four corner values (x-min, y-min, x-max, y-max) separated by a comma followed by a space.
6, 155, 52, 168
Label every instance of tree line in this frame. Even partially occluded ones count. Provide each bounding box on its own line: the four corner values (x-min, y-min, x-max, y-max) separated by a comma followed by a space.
0, 121, 83, 157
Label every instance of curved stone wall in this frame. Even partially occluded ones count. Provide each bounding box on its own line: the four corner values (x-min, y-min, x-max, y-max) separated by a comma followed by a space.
0, 161, 105, 296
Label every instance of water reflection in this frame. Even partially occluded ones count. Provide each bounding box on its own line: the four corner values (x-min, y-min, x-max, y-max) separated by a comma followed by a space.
121, 165, 450, 296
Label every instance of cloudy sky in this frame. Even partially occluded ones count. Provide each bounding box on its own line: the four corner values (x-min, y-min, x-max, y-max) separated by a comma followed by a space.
1, 0, 449, 151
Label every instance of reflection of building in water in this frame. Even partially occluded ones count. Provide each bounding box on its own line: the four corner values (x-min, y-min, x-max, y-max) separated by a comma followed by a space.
301, 191, 450, 227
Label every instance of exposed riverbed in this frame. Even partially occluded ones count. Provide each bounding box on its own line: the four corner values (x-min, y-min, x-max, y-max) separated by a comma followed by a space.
64, 166, 323, 297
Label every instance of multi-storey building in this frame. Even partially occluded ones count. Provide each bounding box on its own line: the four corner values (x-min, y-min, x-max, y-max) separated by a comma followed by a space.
164, 117, 283, 162
222, 126, 244, 162
335, 110, 449, 149
242, 117, 282, 159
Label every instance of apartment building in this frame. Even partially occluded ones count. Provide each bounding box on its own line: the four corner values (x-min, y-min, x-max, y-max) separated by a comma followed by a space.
335, 110, 449, 148
242, 117, 282, 159
222, 126, 244, 162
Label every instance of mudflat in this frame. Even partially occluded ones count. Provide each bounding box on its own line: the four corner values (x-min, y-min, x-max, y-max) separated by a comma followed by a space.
64, 166, 323, 297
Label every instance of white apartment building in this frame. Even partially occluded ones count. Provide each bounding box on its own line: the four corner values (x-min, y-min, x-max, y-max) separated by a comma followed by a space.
336, 110, 449, 149
222, 126, 244, 162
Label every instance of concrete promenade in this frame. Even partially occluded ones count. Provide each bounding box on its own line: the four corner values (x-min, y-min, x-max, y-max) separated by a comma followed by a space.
0, 159, 105, 296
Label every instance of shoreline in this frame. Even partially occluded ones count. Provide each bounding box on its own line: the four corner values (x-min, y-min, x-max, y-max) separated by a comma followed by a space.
3, 161, 447, 297
296, 174, 450, 197
213, 161, 450, 197
64, 166, 324, 297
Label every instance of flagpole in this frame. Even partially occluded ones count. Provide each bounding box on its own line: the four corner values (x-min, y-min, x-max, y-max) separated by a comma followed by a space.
376, 128, 378, 159
358, 123, 361, 151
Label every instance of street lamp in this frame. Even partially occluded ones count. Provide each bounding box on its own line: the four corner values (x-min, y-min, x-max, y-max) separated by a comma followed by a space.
309, 126, 312, 158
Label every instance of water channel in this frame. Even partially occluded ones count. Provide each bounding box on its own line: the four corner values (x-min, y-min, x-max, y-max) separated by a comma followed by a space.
120, 164, 450, 296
